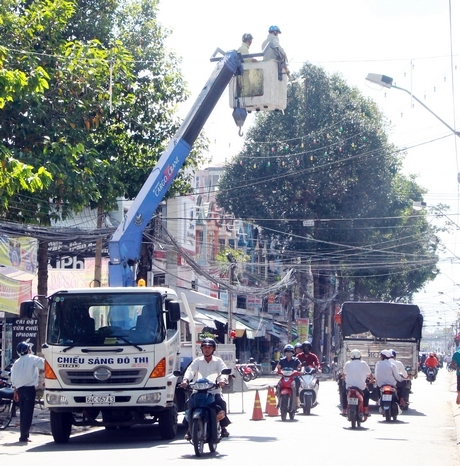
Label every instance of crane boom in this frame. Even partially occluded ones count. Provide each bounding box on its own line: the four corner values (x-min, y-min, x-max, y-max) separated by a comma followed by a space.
108, 50, 243, 287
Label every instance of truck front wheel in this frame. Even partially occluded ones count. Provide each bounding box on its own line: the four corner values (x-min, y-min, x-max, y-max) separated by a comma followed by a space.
50, 411, 73, 443
159, 405, 178, 440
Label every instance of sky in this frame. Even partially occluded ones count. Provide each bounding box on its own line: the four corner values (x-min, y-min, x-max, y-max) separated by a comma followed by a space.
157, 0, 460, 332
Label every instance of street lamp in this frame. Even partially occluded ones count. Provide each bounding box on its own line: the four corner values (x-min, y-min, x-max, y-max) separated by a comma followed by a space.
412, 201, 460, 232
365, 73, 460, 138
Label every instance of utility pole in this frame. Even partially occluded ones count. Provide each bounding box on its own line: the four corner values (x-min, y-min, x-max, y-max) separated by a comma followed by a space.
287, 286, 294, 344
226, 253, 237, 344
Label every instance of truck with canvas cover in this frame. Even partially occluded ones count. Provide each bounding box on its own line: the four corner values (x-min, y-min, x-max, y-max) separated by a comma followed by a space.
337, 301, 423, 378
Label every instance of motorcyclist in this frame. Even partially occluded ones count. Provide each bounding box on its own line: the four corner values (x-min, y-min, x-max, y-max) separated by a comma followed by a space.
342, 349, 373, 419
375, 350, 403, 391
299, 341, 321, 372
424, 352, 439, 379
276, 344, 303, 408
389, 349, 409, 407
294, 342, 303, 358
181, 338, 230, 439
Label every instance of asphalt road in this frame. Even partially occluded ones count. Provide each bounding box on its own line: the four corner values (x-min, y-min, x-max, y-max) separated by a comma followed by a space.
0, 369, 459, 465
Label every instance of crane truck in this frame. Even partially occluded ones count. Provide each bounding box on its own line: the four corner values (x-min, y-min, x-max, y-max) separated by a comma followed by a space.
19, 50, 288, 443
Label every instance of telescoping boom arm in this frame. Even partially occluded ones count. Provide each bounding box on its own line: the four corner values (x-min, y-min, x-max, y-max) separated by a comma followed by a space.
108, 50, 243, 287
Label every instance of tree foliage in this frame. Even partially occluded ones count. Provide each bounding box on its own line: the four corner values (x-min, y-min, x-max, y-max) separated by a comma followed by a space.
0, 0, 198, 224
217, 64, 439, 302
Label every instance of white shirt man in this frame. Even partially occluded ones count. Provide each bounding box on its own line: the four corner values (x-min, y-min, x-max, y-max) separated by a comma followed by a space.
183, 353, 228, 395
343, 359, 372, 390
375, 352, 403, 387
181, 339, 230, 439
390, 356, 408, 378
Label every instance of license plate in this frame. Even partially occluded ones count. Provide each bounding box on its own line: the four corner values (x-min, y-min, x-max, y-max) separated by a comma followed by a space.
348, 397, 358, 405
86, 395, 115, 404
381, 394, 392, 401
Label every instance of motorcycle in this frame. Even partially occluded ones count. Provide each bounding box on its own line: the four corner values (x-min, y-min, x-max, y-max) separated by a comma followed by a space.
398, 367, 413, 411
246, 360, 262, 379
179, 368, 232, 457
320, 359, 331, 374
276, 367, 300, 421
367, 378, 380, 403
379, 384, 401, 422
299, 366, 319, 415
426, 367, 437, 384
0, 368, 16, 430
235, 362, 255, 382
346, 386, 365, 429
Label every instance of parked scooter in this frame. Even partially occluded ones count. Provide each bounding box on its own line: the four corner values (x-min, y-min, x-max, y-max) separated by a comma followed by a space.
0, 366, 16, 430
235, 362, 255, 382
320, 358, 331, 374
299, 366, 319, 415
247, 358, 262, 379
346, 386, 365, 429
176, 368, 232, 457
379, 384, 401, 422
426, 367, 437, 384
276, 367, 300, 421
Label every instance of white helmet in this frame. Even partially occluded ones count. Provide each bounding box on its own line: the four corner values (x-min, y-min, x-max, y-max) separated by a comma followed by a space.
350, 349, 361, 360
380, 350, 393, 358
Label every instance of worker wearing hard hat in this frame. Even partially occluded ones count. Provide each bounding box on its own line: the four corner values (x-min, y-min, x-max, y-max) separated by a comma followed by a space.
238, 33, 257, 62
262, 25, 289, 80
262, 25, 287, 62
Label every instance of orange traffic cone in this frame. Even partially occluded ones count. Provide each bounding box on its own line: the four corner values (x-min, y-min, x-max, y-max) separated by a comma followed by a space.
250, 389, 266, 421
266, 387, 279, 417
264, 386, 272, 413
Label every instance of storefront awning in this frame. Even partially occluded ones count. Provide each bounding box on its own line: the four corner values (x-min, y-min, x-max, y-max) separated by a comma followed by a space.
180, 315, 205, 332
178, 288, 223, 308
198, 308, 228, 325
233, 315, 267, 338
194, 311, 218, 329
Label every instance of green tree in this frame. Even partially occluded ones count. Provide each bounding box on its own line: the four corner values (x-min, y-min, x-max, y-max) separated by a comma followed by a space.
217, 64, 439, 354
0, 0, 199, 344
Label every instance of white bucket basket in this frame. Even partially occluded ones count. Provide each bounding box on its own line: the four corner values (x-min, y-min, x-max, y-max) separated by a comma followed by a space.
229, 60, 287, 112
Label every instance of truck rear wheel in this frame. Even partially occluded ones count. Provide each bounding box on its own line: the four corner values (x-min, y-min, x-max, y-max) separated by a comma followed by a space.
50, 411, 72, 443
159, 405, 178, 440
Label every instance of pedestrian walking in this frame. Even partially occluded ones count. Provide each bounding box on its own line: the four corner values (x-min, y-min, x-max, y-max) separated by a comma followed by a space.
451, 346, 460, 404
10, 341, 45, 443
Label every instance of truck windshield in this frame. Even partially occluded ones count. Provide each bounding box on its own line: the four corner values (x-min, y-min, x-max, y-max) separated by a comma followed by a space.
47, 292, 166, 346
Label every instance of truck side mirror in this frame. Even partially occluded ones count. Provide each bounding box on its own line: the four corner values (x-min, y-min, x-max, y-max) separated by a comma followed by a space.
167, 301, 181, 322
19, 300, 35, 318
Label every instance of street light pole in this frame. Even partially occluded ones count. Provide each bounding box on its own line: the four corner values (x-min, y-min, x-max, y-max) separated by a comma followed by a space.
366, 73, 460, 137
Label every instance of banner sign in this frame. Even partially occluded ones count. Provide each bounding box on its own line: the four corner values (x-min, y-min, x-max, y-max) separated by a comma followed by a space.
0, 235, 37, 273
12, 317, 39, 354
0, 273, 32, 315
296, 318, 310, 342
